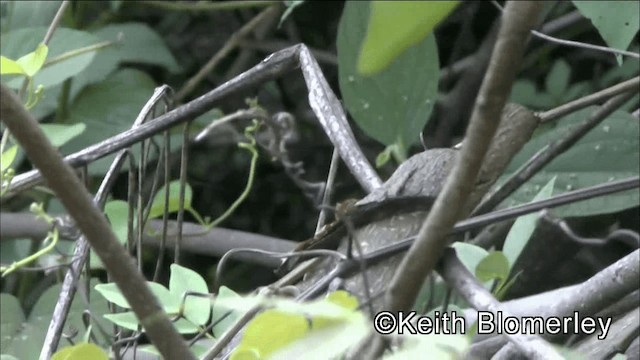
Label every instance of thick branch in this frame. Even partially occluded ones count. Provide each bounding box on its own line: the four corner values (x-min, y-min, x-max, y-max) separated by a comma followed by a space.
384, 1, 545, 313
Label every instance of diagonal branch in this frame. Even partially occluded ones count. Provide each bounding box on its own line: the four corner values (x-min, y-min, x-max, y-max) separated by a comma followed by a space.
0, 84, 195, 360
384, 0, 546, 314
8, 45, 381, 195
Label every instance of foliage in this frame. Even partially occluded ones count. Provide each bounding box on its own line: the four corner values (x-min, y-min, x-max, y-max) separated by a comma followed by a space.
1, 279, 110, 359
357, 1, 459, 75
0, 0, 638, 358
338, 1, 440, 160
96, 263, 210, 333
499, 108, 639, 217
572, 1, 639, 64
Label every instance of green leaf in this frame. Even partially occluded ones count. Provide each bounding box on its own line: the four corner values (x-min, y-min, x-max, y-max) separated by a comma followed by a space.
572, 1, 639, 64
169, 264, 210, 325
104, 200, 129, 245
1, 145, 18, 172
451, 242, 490, 274
2, 279, 110, 360
338, 1, 440, 153
1, 355, 20, 360
475, 251, 510, 286
231, 292, 365, 360
510, 80, 556, 110
0, 56, 26, 75
212, 286, 244, 337
325, 290, 359, 311
148, 181, 194, 219
40, 123, 86, 147
1, 27, 101, 88
16, 42, 48, 77
271, 314, 368, 360
231, 310, 310, 359
0, 239, 31, 266
1, 1, 61, 32
60, 68, 156, 175
102, 312, 140, 331
95, 23, 180, 72
88, 200, 130, 270
375, 145, 393, 168
503, 177, 556, 267
52, 343, 108, 360
105, 312, 201, 335
545, 59, 570, 98
0, 294, 26, 351
357, 1, 459, 75
69, 22, 181, 97
499, 107, 639, 217
95, 282, 179, 313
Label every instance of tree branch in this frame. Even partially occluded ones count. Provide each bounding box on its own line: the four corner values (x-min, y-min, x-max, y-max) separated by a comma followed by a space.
384, 0, 545, 313
0, 85, 195, 360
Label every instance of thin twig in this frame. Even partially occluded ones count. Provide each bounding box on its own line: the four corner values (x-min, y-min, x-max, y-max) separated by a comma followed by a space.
474, 90, 637, 216
532, 29, 640, 59
491, 0, 640, 59
1, 85, 195, 360
315, 148, 340, 233
539, 76, 640, 122
40, 86, 173, 358
43, 0, 69, 45
238, 39, 338, 66
175, 5, 282, 101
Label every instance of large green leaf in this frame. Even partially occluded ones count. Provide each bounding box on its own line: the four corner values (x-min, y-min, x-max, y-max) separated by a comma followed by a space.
337, 1, 440, 155
70, 22, 181, 98
2, 279, 110, 360
572, 1, 639, 64
0, 294, 25, 351
498, 107, 639, 217
40, 123, 86, 147
0, 1, 62, 33
60, 68, 156, 175
1, 27, 100, 88
358, 1, 458, 75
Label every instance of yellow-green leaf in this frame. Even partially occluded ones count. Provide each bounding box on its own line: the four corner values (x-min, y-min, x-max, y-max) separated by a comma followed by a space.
0, 56, 25, 75
148, 180, 193, 219
357, 1, 459, 75
231, 310, 310, 359
52, 343, 108, 360
325, 290, 359, 311
1, 145, 18, 172
16, 43, 48, 77
229, 292, 361, 359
